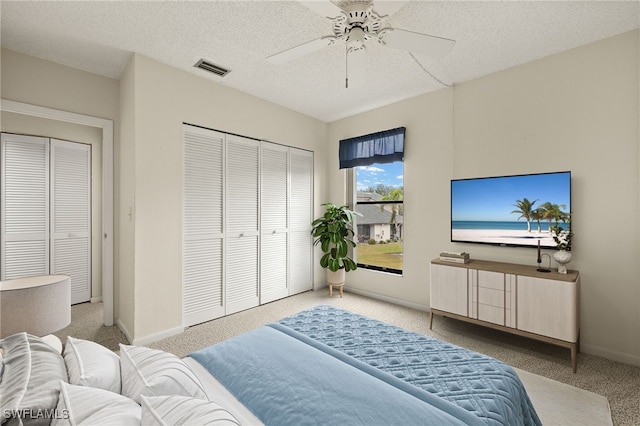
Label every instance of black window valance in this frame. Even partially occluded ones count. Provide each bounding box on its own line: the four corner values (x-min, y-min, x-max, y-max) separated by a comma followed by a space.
338, 127, 405, 169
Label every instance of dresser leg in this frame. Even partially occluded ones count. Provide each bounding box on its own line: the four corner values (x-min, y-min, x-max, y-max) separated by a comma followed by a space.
571, 343, 577, 373
429, 311, 434, 330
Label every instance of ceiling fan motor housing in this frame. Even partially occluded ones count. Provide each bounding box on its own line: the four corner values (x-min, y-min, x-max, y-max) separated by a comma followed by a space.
332, 0, 384, 47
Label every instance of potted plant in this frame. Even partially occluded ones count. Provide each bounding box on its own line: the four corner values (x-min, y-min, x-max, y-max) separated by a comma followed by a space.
550, 216, 573, 274
311, 203, 360, 285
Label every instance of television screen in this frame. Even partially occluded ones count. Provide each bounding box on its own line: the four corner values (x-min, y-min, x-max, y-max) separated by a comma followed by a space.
451, 171, 571, 249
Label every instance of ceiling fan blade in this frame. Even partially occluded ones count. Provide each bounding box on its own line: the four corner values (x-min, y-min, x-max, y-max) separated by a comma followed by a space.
346, 48, 366, 89
299, 0, 343, 18
267, 37, 335, 65
374, 1, 409, 18
381, 28, 455, 58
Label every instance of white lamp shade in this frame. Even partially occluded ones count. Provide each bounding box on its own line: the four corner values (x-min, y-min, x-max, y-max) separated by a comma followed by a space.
0, 275, 71, 338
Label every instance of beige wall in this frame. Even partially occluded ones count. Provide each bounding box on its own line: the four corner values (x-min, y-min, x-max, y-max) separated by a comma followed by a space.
0, 49, 119, 120
328, 88, 454, 310
452, 30, 639, 365
327, 30, 640, 366
126, 54, 328, 342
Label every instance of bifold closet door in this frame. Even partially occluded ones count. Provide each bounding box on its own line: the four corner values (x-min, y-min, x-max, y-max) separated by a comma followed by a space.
225, 135, 260, 315
260, 142, 289, 303
183, 126, 225, 327
1, 134, 50, 279
50, 139, 91, 304
289, 148, 313, 295
1, 134, 92, 304
182, 125, 313, 325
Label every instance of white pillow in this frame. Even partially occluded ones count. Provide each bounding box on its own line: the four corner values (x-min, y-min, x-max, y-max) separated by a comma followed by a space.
141, 395, 241, 426
119, 344, 207, 404
0, 333, 67, 424
63, 336, 121, 393
52, 381, 141, 426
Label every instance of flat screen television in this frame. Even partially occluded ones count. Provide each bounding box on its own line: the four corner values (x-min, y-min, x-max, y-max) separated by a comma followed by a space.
451, 171, 571, 249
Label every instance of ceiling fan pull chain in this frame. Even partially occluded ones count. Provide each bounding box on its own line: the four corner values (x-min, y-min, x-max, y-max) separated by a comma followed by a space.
345, 44, 349, 89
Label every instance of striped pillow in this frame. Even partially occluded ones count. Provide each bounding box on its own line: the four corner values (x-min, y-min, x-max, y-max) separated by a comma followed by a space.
54, 381, 141, 425
0, 333, 67, 424
141, 395, 241, 425
63, 336, 121, 393
119, 344, 207, 404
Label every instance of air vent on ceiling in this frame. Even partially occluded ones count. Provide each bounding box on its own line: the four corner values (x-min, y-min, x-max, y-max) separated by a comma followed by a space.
194, 59, 230, 77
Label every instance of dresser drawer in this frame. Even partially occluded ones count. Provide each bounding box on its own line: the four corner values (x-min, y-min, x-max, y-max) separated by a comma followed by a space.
478, 303, 504, 325
478, 287, 504, 308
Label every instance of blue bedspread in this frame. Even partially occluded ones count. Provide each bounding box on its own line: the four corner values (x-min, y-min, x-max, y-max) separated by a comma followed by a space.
190, 324, 480, 425
277, 305, 541, 426
190, 306, 541, 426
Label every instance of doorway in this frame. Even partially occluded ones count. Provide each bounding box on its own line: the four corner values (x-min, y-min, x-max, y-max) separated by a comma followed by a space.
0, 99, 114, 326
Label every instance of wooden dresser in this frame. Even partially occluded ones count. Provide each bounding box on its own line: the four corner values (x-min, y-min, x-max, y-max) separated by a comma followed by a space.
430, 258, 580, 372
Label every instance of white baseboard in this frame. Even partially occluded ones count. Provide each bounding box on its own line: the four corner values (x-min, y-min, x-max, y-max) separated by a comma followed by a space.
90, 296, 102, 303
581, 343, 640, 368
116, 319, 133, 345
344, 286, 429, 312
131, 326, 184, 346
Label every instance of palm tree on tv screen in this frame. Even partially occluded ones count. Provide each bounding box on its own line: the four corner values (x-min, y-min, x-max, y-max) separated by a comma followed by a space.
511, 198, 538, 232
531, 208, 544, 233
539, 202, 569, 231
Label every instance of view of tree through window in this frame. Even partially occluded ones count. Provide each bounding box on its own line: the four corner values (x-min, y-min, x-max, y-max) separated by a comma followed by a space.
354, 161, 403, 273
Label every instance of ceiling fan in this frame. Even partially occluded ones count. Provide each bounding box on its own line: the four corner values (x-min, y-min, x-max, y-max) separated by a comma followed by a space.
266, 0, 455, 88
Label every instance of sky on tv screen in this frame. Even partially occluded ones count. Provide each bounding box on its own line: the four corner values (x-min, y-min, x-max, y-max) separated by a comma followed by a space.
452, 172, 570, 222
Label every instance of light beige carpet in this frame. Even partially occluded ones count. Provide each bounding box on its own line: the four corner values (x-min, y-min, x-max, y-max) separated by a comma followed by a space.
515, 368, 612, 426
58, 289, 632, 425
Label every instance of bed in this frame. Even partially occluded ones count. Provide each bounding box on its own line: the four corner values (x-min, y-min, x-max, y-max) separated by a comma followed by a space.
0, 305, 541, 426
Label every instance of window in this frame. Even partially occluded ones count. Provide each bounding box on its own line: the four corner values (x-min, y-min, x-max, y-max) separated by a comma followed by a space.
354, 161, 403, 274
339, 126, 405, 274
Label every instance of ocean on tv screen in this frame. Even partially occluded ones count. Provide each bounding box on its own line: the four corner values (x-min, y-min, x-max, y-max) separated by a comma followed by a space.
451, 221, 562, 247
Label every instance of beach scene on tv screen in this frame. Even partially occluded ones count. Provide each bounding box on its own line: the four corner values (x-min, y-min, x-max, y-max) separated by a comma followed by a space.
451, 172, 571, 248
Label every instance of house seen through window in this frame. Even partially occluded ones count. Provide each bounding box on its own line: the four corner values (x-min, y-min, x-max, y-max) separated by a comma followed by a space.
354, 161, 403, 274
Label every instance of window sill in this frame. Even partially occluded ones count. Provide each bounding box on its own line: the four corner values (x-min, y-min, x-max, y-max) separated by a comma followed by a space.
356, 264, 403, 276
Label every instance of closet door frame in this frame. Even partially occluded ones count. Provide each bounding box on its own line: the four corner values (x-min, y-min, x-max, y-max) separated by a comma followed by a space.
1, 135, 93, 304
0, 99, 114, 326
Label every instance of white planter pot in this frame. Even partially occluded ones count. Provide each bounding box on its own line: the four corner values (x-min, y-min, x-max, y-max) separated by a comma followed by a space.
326, 268, 346, 284
552, 250, 573, 274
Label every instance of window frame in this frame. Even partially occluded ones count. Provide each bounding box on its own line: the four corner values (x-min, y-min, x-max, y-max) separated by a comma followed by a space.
349, 165, 404, 275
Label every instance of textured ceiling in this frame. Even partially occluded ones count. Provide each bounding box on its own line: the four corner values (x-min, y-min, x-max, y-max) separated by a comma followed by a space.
1, 1, 638, 122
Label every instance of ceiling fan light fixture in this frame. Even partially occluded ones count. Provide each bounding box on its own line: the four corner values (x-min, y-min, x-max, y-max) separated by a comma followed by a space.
268, 0, 455, 88
347, 26, 366, 51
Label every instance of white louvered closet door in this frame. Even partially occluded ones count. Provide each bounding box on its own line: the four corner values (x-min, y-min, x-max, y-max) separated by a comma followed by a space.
1, 134, 50, 280
260, 142, 289, 304
225, 135, 260, 315
183, 126, 225, 327
289, 148, 314, 295
50, 139, 91, 304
